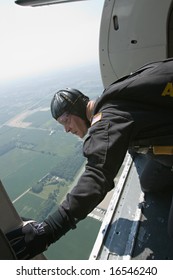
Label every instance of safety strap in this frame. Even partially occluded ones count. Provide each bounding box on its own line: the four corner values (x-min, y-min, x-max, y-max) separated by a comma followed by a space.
153, 146, 173, 155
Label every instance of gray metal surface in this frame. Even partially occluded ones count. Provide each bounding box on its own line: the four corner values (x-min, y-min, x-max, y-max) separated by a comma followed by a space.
90, 153, 173, 260
90, 153, 144, 260
132, 191, 173, 260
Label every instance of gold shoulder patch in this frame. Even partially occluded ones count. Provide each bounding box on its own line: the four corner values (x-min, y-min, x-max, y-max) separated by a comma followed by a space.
91, 112, 102, 126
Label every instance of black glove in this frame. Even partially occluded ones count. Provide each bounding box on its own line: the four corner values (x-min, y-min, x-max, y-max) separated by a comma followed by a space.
6, 221, 53, 260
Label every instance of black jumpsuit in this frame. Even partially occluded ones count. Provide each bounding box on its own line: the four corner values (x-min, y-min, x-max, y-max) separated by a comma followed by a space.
46, 58, 173, 240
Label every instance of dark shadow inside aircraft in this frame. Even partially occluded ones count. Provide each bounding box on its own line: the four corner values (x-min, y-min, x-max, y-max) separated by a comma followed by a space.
101, 151, 173, 260
132, 190, 173, 260
102, 190, 173, 260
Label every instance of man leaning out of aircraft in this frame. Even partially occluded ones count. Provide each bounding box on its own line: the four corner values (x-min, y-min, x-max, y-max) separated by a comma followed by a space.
6, 58, 173, 259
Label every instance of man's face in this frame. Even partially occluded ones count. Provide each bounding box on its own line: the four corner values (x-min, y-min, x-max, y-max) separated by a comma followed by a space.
57, 112, 88, 138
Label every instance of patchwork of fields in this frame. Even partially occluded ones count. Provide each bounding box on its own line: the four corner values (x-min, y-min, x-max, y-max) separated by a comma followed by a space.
0, 65, 103, 259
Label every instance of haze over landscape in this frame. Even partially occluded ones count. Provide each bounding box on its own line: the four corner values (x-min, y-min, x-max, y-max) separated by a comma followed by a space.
0, 64, 105, 259
0, 0, 105, 259
0, 0, 104, 83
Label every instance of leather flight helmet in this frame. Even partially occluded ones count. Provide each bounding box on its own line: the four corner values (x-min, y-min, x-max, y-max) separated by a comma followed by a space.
50, 88, 90, 126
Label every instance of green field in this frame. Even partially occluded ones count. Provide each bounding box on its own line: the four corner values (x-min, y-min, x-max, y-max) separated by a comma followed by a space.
45, 216, 101, 260
0, 121, 85, 198
0, 65, 103, 259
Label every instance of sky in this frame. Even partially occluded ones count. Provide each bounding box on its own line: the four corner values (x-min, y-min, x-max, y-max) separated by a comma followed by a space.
0, 0, 104, 82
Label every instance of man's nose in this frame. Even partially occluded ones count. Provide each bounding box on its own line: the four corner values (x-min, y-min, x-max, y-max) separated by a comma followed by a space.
64, 124, 70, 133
